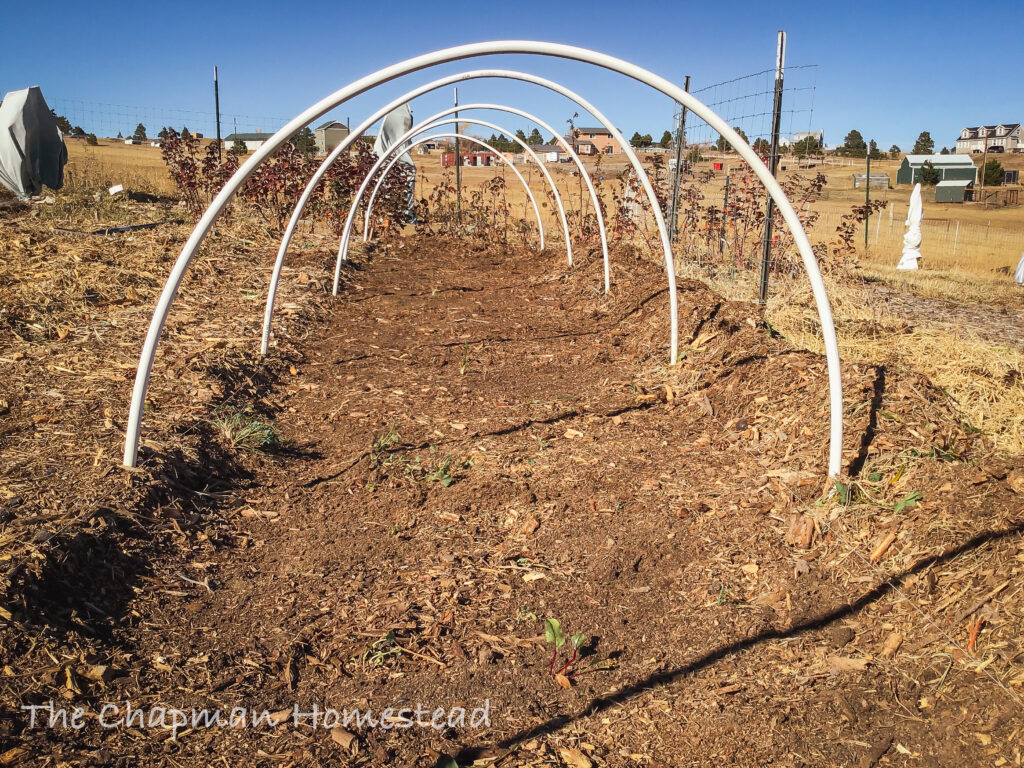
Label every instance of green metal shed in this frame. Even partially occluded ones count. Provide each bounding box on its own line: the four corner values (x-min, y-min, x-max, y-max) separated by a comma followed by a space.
897, 154, 978, 185
934, 179, 973, 203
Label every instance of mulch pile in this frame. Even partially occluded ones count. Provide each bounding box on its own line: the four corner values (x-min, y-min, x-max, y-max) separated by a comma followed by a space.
1, 199, 1022, 767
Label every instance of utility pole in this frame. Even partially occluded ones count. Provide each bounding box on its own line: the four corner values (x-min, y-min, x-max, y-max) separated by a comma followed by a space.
758, 30, 786, 305
979, 128, 990, 205
668, 75, 690, 243
454, 87, 461, 225
214, 66, 222, 161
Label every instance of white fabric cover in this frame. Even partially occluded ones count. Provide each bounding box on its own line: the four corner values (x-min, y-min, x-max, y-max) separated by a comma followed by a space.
897, 183, 923, 270
0, 87, 67, 198
372, 104, 415, 216
373, 104, 414, 166
1014, 252, 1024, 285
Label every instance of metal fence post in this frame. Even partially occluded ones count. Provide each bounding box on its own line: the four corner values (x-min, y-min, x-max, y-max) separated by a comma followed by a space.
214, 66, 222, 161
668, 75, 690, 243
758, 31, 786, 305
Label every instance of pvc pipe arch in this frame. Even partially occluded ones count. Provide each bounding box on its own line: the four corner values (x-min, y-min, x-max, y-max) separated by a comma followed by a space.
339, 112, 568, 278
263, 68, 647, 359
123, 41, 842, 481
351, 114, 571, 270
363, 131, 546, 253
355, 103, 610, 289
357, 117, 560, 256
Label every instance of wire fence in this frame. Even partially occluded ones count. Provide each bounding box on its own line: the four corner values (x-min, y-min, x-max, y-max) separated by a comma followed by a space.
48, 97, 290, 140
674, 63, 819, 163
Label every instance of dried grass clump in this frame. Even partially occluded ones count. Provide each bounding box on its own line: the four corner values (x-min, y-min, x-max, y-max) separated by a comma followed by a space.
766, 275, 1024, 454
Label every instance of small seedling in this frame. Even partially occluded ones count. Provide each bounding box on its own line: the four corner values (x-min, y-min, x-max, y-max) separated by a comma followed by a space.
544, 617, 585, 679
370, 424, 400, 467
359, 630, 403, 669
425, 455, 455, 486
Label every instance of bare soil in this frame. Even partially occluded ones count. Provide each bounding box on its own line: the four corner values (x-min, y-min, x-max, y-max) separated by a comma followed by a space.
1, 213, 1023, 767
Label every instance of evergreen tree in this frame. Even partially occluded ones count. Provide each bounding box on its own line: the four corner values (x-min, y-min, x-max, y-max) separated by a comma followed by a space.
920, 161, 940, 185
181, 126, 191, 140
889, 145, 901, 157
85, 133, 98, 146
230, 138, 247, 155
526, 128, 543, 146
132, 123, 147, 141
50, 110, 72, 133
913, 131, 935, 154
841, 130, 867, 157
158, 127, 169, 140
116, 131, 123, 139
629, 131, 643, 147
792, 135, 820, 156
940, 146, 950, 155
515, 129, 528, 144
291, 126, 316, 155
716, 127, 748, 152
983, 159, 1004, 186
659, 130, 672, 148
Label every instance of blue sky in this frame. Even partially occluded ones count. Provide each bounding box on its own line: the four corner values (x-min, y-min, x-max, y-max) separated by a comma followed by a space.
5, 0, 1022, 150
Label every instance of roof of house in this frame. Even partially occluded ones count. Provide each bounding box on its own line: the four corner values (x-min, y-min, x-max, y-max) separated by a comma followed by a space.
904, 154, 975, 166
575, 127, 613, 135
533, 144, 562, 153
224, 132, 273, 141
315, 120, 348, 131
936, 179, 974, 187
959, 124, 1021, 139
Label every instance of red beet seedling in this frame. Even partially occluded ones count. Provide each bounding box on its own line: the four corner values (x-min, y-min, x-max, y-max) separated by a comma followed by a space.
544, 618, 585, 681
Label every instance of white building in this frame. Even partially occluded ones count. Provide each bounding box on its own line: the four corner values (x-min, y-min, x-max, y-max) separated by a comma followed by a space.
223, 132, 274, 152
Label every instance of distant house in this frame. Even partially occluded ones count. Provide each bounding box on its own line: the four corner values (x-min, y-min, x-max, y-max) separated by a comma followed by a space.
896, 154, 977, 185
223, 132, 274, 152
440, 151, 496, 167
533, 144, 563, 163
780, 130, 825, 149
955, 124, 1023, 154
570, 127, 621, 155
314, 120, 350, 155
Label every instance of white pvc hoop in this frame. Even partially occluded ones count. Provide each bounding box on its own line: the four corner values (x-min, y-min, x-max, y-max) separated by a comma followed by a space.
262, 68, 636, 359
353, 114, 570, 269
353, 131, 546, 254
338, 112, 568, 282
124, 41, 842, 480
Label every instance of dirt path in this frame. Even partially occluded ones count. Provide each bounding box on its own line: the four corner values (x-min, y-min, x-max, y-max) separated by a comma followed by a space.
6, 237, 1023, 767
